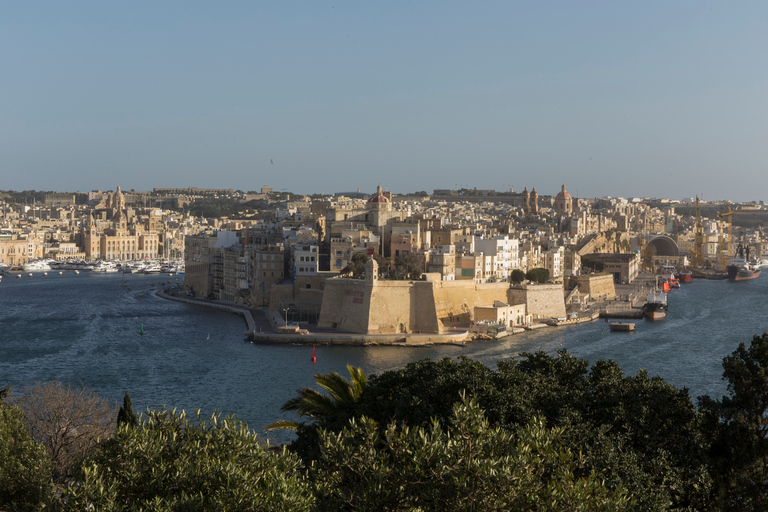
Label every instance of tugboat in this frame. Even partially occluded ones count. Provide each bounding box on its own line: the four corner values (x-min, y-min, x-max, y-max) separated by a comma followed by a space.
679, 268, 693, 283
661, 262, 679, 289
643, 279, 668, 320
727, 244, 761, 281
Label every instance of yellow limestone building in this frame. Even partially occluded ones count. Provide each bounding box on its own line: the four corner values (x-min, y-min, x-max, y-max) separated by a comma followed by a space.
81, 186, 159, 261
317, 258, 566, 335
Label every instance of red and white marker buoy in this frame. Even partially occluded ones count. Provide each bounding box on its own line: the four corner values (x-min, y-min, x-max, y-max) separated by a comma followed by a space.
311, 345, 316, 363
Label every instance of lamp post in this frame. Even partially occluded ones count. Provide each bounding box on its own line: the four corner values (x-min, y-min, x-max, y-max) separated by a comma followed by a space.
282, 307, 289, 329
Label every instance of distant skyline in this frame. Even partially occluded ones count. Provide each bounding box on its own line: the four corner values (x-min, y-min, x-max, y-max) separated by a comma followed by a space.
2, 1, 767, 202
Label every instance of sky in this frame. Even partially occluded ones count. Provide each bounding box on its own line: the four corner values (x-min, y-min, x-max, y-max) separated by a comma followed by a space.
2, 1, 767, 201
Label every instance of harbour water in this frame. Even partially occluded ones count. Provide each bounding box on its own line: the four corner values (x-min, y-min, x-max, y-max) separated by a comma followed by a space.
2, 271, 768, 443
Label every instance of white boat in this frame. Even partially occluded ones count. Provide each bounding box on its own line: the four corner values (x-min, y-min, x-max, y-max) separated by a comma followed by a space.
94, 261, 120, 273
758, 254, 768, 269
23, 260, 52, 272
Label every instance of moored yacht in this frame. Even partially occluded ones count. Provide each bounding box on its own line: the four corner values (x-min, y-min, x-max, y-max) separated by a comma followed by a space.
23, 259, 53, 272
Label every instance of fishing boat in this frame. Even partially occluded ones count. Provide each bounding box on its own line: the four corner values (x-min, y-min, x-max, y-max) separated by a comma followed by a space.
727, 244, 761, 281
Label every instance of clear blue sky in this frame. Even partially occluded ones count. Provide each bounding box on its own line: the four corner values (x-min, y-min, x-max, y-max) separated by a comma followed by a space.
2, 1, 767, 201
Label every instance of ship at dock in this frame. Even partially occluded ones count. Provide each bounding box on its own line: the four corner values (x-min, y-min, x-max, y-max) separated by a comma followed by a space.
726, 244, 761, 281
643, 282, 668, 320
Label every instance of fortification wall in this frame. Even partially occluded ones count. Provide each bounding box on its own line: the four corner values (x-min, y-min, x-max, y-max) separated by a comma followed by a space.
431, 281, 511, 323
508, 283, 567, 320
576, 273, 616, 300
367, 281, 439, 334
317, 278, 568, 334
317, 278, 371, 333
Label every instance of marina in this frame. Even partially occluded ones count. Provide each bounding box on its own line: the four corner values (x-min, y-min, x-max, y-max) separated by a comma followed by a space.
2, 271, 768, 443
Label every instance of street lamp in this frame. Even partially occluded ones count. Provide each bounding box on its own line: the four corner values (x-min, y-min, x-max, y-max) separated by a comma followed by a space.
282, 307, 289, 329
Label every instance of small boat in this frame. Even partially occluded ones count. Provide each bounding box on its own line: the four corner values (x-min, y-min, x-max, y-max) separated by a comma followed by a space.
610, 322, 635, 332
679, 269, 693, 283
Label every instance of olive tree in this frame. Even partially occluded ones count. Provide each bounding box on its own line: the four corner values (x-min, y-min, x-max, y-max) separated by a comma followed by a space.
64, 408, 314, 511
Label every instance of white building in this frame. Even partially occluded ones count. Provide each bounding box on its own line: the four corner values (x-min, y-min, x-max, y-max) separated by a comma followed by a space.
474, 235, 520, 281
293, 243, 319, 276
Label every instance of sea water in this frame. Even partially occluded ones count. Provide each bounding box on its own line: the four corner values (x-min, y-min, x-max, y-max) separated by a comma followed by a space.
2, 271, 767, 443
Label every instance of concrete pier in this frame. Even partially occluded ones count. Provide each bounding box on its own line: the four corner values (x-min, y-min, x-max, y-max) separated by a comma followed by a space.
156, 289, 256, 334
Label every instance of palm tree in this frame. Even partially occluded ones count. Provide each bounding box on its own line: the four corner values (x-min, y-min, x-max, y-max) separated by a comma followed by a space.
266, 365, 367, 431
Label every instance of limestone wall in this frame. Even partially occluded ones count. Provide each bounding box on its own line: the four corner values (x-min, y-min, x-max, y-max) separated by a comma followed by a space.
317, 277, 567, 334
367, 281, 439, 334
508, 283, 567, 320
576, 273, 616, 300
317, 278, 371, 333
432, 281, 511, 323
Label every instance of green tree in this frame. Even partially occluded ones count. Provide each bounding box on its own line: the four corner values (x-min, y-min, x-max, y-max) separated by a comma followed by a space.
0, 388, 52, 512
509, 268, 526, 284
296, 353, 711, 511
266, 365, 367, 432
312, 394, 632, 511
63, 408, 314, 511
116, 391, 138, 428
525, 267, 549, 283
340, 252, 369, 279
700, 333, 768, 510
392, 252, 424, 280
582, 256, 605, 273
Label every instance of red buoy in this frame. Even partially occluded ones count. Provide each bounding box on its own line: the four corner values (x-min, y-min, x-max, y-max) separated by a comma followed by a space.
311, 345, 316, 363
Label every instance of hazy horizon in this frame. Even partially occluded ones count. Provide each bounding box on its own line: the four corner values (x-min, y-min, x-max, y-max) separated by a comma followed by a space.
3, 2, 767, 202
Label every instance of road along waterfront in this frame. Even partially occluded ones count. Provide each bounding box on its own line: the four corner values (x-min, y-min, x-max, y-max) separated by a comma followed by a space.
2, 271, 768, 443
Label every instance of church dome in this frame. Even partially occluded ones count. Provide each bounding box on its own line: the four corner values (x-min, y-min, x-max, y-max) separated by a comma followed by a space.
556, 184, 571, 199
368, 184, 389, 203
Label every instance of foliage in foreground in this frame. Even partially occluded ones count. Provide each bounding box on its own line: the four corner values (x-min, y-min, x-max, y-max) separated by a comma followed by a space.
5, 333, 768, 511
0, 389, 52, 512
312, 393, 632, 511
63, 408, 314, 512
12, 381, 116, 484
288, 350, 739, 511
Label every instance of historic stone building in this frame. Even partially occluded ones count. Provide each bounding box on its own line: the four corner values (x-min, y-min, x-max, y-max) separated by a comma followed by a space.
316, 258, 565, 335
554, 184, 574, 216
79, 186, 159, 261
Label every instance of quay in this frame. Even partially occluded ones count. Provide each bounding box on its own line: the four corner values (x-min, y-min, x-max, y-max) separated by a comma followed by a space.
156, 287, 470, 346
156, 270, 659, 346
156, 288, 257, 334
